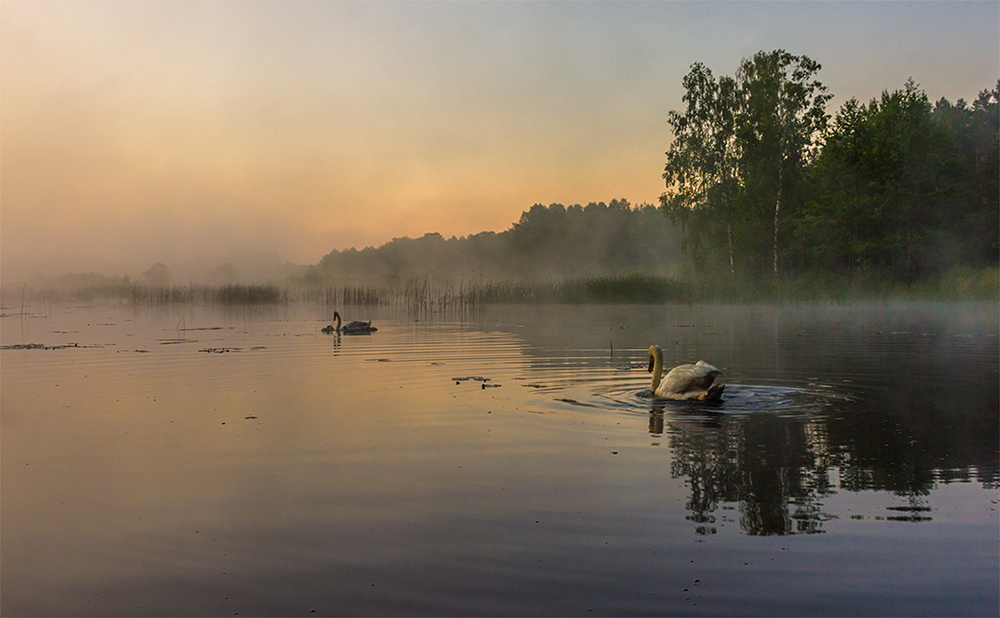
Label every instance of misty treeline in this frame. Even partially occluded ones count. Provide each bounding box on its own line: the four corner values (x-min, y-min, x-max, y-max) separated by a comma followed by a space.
662, 49, 999, 287
11, 51, 997, 306
304, 199, 683, 285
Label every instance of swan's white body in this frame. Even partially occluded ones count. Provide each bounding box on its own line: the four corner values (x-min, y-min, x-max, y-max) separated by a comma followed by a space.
648, 344, 724, 400
323, 311, 377, 334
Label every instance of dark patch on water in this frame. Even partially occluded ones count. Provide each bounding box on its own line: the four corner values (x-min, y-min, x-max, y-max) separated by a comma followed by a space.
554, 397, 600, 408
2, 342, 85, 350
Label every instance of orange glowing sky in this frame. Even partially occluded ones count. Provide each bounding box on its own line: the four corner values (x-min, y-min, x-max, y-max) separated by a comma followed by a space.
2, 1, 997, 281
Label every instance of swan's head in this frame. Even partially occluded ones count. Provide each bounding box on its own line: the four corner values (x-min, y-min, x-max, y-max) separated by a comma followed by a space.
647, 344, 663, 372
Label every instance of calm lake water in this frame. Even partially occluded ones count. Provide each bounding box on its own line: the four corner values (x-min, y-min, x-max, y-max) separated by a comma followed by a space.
2, 301, 997, 616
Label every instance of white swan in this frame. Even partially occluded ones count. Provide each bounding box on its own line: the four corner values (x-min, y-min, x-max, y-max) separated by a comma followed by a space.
323, 311, 377, 334
648, 344, 724, 400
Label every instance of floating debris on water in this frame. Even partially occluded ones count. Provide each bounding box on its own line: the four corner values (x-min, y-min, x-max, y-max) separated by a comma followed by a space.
452, 376, 500, 388
196, 346, 263, 353
886, 514, 933, 522
1, 342, 89, 350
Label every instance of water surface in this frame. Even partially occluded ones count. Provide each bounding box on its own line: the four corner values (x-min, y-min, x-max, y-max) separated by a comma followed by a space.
2, 301, 997, 616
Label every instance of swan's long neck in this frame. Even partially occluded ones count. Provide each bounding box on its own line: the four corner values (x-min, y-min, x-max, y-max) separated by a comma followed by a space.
649, 345, 664, 392
334, 311, 342, 332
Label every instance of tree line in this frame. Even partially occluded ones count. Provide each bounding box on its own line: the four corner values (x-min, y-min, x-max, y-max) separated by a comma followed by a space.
306, 199, 683, 284
662, 49, 999, 285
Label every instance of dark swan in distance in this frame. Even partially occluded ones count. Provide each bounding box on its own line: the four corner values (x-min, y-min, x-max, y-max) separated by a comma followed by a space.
322, 311, 377, 334
647, 344, 724, 400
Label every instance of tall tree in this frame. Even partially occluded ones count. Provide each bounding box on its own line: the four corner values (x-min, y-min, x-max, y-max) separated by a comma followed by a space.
736, 50, 832, 275
661, 63, 741, 273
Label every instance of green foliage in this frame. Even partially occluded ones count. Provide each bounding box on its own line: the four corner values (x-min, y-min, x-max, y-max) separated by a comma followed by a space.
663, 50, 998, 290
916, 267, 999, 301
661, 50, 831, 277
559, 274, 691, 303
661, 62, 741, 273
799, 79, 999, 284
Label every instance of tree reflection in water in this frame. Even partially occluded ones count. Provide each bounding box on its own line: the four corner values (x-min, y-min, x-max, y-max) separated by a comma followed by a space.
647, 396, 998, 536
649, 407, 834, 535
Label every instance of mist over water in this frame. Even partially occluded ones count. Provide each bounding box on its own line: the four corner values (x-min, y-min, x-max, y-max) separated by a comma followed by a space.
1, 300, 996, 616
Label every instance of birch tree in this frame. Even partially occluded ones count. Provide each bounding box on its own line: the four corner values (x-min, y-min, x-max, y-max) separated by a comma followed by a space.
660, 63, 741, 273
737, 51, 831, 275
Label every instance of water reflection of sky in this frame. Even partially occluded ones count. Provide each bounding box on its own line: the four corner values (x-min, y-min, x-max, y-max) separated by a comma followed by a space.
1, 301, 997, 615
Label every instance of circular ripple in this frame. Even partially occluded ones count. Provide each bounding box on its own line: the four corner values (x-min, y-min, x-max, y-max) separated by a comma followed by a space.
565, 381, 859, 419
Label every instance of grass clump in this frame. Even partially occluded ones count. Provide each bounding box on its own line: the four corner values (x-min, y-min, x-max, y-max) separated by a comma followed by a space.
560, 274, 691, 303
215, 283, 282, 304
904, 267, 999, 301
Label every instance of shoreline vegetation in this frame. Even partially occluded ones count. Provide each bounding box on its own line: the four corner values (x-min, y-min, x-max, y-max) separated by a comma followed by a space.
3, 268, 996, 309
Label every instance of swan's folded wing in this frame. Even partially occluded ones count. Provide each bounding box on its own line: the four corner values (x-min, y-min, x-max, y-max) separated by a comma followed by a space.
692, 362, 720, 388
662, 363, 719, 393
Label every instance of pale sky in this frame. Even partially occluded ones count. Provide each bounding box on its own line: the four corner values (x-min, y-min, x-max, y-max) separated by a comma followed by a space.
2, 1, 998, 281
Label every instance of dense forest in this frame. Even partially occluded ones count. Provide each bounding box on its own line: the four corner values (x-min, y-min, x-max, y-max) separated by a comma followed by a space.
305, 199, 683, 285
662, 50, 998, 287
